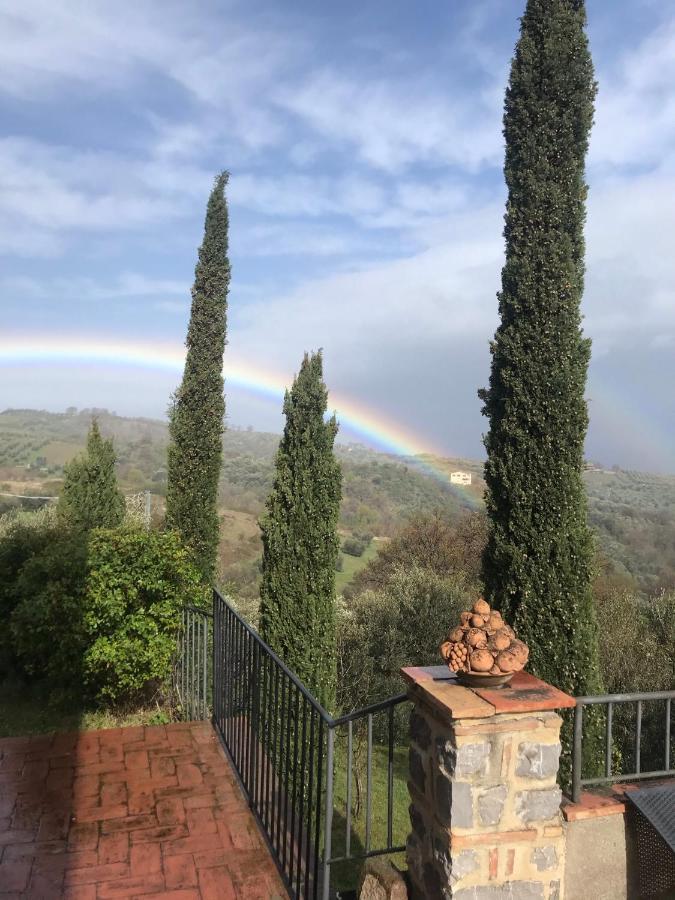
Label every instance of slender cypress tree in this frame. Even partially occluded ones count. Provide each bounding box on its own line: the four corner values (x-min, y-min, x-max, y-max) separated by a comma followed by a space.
166, 172, 230, 581
479, 0, 602, 698
259, 351, 342, 711
58, 419, 125, 532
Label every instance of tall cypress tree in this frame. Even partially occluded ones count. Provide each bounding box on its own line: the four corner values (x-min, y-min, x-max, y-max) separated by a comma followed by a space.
166, 172, 230, 580
259, 351, 342, 711
58, 419, 125, 532
479, 0, 601, 698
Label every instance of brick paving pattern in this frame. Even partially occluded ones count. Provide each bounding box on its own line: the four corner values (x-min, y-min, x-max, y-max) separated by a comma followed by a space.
0, 722, 287, 899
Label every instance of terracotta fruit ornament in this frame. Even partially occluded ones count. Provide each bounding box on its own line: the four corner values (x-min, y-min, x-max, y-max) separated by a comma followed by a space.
438, 598, 529, 682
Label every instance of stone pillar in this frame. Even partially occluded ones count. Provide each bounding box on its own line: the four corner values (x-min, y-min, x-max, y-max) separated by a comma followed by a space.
402, 666, 576, 900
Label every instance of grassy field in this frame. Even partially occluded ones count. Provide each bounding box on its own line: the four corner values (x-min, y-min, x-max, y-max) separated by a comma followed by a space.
335, 541, 380, 595
329, 741, 409, 892
0, 678, 171, 738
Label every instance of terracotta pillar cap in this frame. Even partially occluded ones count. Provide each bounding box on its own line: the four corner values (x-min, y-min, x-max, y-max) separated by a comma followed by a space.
401, 665, 576, 719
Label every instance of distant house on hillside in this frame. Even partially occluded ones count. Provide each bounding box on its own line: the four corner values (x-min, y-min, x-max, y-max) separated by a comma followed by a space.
450, 471, 472, 486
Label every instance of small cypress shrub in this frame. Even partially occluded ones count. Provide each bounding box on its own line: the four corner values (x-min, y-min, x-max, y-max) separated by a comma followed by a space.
57, 420, 125, 532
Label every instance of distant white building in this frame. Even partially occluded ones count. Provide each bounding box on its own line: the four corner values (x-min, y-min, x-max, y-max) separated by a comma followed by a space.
450, 471, 472, 486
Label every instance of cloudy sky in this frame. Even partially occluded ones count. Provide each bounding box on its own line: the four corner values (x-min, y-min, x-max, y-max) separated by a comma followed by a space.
1, 0, 674, 472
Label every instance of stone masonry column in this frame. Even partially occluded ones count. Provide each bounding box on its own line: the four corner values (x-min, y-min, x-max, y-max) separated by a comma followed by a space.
401, 666, 576, 900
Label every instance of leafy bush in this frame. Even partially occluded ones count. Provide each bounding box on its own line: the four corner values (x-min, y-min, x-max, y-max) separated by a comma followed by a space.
0, 517, 60, 674
345, 511, 486, 599
82, 527, 206, 704
337, 565, 471, 716
342, 537, 367, 557
9, 529, 88, 683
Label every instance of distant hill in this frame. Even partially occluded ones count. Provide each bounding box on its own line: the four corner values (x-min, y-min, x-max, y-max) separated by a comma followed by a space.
1, 407, 674, 597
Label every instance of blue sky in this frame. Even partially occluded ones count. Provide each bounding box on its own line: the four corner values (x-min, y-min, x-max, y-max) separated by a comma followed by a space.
2, 0, 675, 472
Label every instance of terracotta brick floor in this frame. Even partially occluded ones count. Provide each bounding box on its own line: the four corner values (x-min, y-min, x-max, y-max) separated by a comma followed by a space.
0, 722, 287, 899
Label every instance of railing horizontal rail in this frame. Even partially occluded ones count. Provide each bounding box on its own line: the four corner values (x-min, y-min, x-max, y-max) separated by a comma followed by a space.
576, 691, 675, 704
331, 693, 409, 727
571, 689, 675, 803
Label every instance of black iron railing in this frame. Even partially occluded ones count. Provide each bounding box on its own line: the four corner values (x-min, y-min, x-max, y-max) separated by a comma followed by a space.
571, 690, 675, 802
210, 589, 410, 900
175, 604, 212, 721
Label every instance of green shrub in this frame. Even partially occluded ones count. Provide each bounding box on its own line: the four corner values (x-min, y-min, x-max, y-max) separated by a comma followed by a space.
0, 518, 59, 673
9, 529, 89, 683
337, 565, 471, 717
82, 527, 206, 704
342, 537, 366, 557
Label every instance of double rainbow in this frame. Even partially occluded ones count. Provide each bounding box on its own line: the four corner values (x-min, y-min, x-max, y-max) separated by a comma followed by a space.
0, 335, 476, 494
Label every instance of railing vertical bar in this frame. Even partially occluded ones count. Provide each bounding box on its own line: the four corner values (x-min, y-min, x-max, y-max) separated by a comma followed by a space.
195, 613, 200, 720
605, 702, 613, 778
304, 706, 316, 900
313, 716, 324, 900
180, 608, 185, 713
235, 614, 244, 768
365, 713, 373, 853
228, 606, 236, 749
276, 673, 288, 854
249, 638, 258, 809
636, 700, 642, 774
268, 661, 279, 839
189, 609, 194, 719
203, 611, 208, 719
258, 650, 268, 825
321, 727, 335, 900
223, 604, 231, 744
666, 699, 671, 772
572, 703, 583, 804
216, 598, 222, 730
240, 626, 247, 785
295, 695, 308, 899
230, 609, 237, 757
289, 687, 301, 888
345, 720, 352, 858
387, 704, 395, 848
271, 662, 281, 852
193, 610, 197, 720
245, 628, 253, 792
282, 678, 294, 871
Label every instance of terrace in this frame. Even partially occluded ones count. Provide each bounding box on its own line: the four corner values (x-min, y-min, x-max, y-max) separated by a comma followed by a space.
1, 592, 674, 899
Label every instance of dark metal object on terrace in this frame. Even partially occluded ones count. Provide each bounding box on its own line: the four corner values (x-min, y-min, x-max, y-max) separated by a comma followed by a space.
571, 690, 675, 803
625, 785, 675, 896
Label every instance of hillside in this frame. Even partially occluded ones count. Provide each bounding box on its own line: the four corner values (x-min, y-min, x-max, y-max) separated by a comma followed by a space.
1, 407, 674, 598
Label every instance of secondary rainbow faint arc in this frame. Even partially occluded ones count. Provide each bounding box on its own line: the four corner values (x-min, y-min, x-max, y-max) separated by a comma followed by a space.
0, 336, 464, 485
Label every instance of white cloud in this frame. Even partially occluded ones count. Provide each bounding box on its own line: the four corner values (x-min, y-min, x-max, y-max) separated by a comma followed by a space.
275, 69, 502, 173
591, 18, 675, 169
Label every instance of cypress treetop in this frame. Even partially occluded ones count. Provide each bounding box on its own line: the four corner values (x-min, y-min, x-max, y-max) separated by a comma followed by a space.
166, 172, 230, 580
479, 0, 602, 698
57, 419, 125, 532
259, 351, 342, 711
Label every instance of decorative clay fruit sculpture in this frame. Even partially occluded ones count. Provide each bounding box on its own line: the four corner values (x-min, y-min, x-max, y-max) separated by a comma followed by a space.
438, 598, 529, 685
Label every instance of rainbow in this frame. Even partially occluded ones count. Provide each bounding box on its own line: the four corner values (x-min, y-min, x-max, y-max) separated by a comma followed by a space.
0, 334, 477, 496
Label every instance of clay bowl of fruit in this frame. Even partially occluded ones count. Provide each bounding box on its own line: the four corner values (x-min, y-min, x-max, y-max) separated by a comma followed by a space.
439, 598, 529, 689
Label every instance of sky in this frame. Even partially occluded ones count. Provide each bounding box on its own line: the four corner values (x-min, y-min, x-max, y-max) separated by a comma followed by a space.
1, 0, 675, 473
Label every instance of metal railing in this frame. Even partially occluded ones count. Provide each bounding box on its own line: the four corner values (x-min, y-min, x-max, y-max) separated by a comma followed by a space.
211, 589, 410, 900
571, 690, 675, 802
175, 604, 212, 721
